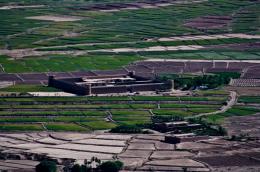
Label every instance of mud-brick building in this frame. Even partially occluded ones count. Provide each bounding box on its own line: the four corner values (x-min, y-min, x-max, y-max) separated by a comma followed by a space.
48, 72, 172, 95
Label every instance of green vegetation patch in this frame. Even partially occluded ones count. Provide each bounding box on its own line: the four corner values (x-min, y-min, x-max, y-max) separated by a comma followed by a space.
153, 109, 193, 117
111, 110, 150, 116
0, 124, 43, 131
238, 96, 260, 104
160, 104, 220, 109
0, 55, 140, 73
81, 121, 117, 130
133, 96, 179, 101
204, 106, 260, 124
0, 85, 60, 92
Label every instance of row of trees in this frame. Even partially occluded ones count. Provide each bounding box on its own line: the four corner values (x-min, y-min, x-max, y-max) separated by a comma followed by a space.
159, 72, 240, 90
36, 158, 123, 172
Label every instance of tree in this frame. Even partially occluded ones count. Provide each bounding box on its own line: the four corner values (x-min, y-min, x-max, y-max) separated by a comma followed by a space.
99, 161, 123, 172
36, 160, 57, 172
165, 135, 181, 150
71, 164, 82, 172
110, 125, 142, 133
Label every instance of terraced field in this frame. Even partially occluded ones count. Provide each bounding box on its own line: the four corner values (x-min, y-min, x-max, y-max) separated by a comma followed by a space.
205, 96, 260, 124
0, 0, 259, 73
0, 91, 228, 131
0, 1, 259, 171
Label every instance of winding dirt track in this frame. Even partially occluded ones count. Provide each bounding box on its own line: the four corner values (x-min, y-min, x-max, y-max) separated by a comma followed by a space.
186, 91, 237, 119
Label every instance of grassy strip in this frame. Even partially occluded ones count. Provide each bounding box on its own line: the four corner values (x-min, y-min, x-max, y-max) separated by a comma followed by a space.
0, 117, 104, 123
111, 110, 150, 116
194, 89, 229, 96
0, 54, 140, 73
152, 109, 193, 117
160, 104, 220, 108
0, 111, 106, 116
187, 108, 218, 113
81, 121, 117, 130
0, 124, 43, 131
204, 106, 260, 124
37, 38, 260, 51
117, 120, 150, 125
0, 104, 157, 109
238, 96, 260, 104
0, 85, 60, 92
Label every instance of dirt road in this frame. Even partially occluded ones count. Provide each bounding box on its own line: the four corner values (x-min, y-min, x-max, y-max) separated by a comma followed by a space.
186, 91, 237, 119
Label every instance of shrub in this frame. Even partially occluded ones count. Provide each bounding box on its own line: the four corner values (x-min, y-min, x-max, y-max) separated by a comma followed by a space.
36, 160, 57, 172
158, 72, 240, 90
99, 161, 123, 172
71, 164, 81, 172
110, 125, 142, 133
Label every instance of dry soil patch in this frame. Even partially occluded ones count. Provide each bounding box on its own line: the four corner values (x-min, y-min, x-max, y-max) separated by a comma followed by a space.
26, 15, 82, 22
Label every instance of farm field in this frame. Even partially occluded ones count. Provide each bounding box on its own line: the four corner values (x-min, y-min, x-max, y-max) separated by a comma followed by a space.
204, 95, 260, 124
0, 1, 260, 171
0, 0, 259, 73
0, 132, 260, 172
0, 89, 258, 133
0, 90, 228, 131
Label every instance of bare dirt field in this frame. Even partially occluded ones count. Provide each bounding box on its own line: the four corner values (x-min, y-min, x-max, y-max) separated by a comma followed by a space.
0, 5, 44, 10
0, 132, 260, 171
223, 113, 260, 138
184, 16, 232, 30
225, 86, 260, 96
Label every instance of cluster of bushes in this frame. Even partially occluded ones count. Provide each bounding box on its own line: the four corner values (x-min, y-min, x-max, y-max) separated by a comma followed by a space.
110, 122, 155, 134
151, 116, 184, 123
188, 118, 227, 136
228, 133, 257, 142
70, 160, 123, 172
159, 72, 240, 90
151, 115, 227, 136
36, 158, 123, 172
36, 161, 57, 172
109, 116, 227, 136
110, 125, 142, 133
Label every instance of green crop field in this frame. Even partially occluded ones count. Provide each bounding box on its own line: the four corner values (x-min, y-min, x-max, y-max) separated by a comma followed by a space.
0, 0, 259, 73
204, 106, 260, 124
0, 0, 259, 132
0, 90, 229, 131
0, 91, 259, 132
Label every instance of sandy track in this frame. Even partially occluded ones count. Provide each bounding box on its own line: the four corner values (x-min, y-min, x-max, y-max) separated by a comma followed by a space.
26, 15, 82, 22
36, 33, 260, 50
148, 33, 260, 42
0, 45, 205, 58
0, 33, 259, 58
0, 5, 44, 10
0, 49, 86, 58
186, 91, 237, 119
76, 0, 208, 13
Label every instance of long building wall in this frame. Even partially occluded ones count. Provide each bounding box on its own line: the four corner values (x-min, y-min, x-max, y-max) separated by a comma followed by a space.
48, 76, 90, 95
91, 83, 168, 95
48, 76, 171, 95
